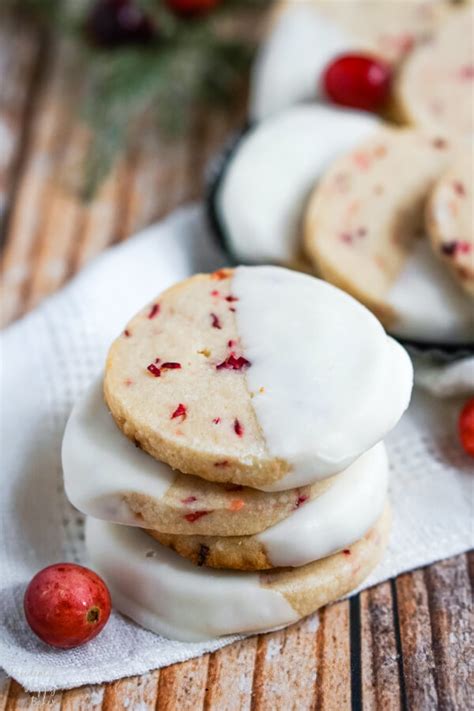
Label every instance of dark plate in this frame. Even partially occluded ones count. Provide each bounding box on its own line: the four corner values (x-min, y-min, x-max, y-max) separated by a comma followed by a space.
206, 125, 250, 265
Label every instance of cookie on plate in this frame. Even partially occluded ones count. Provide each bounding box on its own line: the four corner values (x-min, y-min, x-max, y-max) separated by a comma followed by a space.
426, 155, 474, 296
104, 266, 412, 490
250, 0, 450, 121
304, 128, 474, 343
63, 378, 336, 537
85, 504, 391, 641
395, 7, 474, 135
147, 443, 389, 570
213, 105, 378, 266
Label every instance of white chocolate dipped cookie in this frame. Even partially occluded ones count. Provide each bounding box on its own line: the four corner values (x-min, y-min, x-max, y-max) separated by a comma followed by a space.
104, 266, 413, 490
63, 378, 336, 537
148, 443, 389, 571
215, 105, 379, 266
304, 128, 474, 343
426, 155, 474, 296
250, 0, 450, 121
85, 504, 391, 642
395, 7, 474, 136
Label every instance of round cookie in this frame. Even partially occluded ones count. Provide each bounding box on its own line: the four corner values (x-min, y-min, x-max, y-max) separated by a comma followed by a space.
147, 443, 389, 570
63, 377, 336, 537
304, 128, 474, 342
214, 105, 378, 266
395, 7, 474, 135
250, 0, 450, 121
85, 505, 391, 641
104, 266, 413, 490
426, 155, 474, 296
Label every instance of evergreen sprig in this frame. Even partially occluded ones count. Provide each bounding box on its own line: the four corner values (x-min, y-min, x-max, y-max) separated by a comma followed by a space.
4, 0, 267, 196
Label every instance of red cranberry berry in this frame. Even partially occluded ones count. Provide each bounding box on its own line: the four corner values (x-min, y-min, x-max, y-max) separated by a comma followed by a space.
86, 0, 156, 48
165, 0, 221, 18
322, 53, 392, 112
459, 398, 474, 457
24, 563, 111, 649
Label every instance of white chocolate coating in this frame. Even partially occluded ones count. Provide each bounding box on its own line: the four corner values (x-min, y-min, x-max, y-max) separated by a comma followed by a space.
62, 378, 175, 525
85, 517, 298, 641
217, 106, 378, 265
233, 266, 413, 489
63, 376, 387, 566
250, 4, 349, 121
388, 239, 474, 343
258, 443, 388, 567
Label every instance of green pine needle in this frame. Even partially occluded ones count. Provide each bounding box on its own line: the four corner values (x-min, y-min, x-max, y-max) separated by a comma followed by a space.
3, 0, 267, 197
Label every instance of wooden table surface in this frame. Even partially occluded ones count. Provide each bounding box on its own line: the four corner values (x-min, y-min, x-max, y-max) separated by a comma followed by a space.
0, 11, 472, 711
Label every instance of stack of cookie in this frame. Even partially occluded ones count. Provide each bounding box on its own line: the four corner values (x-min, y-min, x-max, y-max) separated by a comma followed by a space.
63, 266, 413, 641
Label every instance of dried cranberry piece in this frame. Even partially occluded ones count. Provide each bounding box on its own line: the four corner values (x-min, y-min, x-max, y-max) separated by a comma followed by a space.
295, 494, 309, 509
184, 511, 210, 523
147, 303, 160, 319
181, 496, 197, 505
171, 403, 187, 420
147, 364, 161, 377
210, 313, 222, 329
441, 241, 458, 257
234, 419, 244, 437
216, 355, 251, 371
212, 417, 221, 424
211, 269, 230, 281
161, 362, 181, 370
453, 181, 466, 197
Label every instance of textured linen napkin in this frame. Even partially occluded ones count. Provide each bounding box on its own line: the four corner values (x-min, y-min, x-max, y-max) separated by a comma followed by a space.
1, 204, 473, 692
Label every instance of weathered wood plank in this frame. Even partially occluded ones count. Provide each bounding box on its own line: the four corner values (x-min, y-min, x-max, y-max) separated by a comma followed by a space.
4, 680, 62, 711
0, 40, 77, 326
60, 684, 104, 710
68, 167, 123, 273
0, 675, 11, 711
101, 670, 160, 711
425, 555, 473, 711
156, 656, 209, 711
314, 601, 352, 711
251, 615, 319, 711
203, 637, 257, 711
360, 582, 402, 711
0, 17, 42, 240
396, 569, 438, 710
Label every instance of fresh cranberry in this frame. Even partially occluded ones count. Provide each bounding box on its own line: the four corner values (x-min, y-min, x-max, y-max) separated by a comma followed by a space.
459, 398, 474, 457
322, 53, 392, 112
24, 564, 111, 649
86, 0, 156, 48
166, 0, 221, 18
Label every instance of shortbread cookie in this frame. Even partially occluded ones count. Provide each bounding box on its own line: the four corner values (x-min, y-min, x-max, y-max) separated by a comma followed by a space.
63, 378, 335, 537
215, 105, 378, 266
250, 0, 450, 121
85, 505, 391, 641
395, 7, 474, 135
148, 443, 389, 570
104, 266, 413, 490
426, 155, 474, 296
304, 128, 474, 342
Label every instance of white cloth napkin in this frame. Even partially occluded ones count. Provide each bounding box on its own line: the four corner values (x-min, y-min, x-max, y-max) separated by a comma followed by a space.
1, 205, 473, 692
